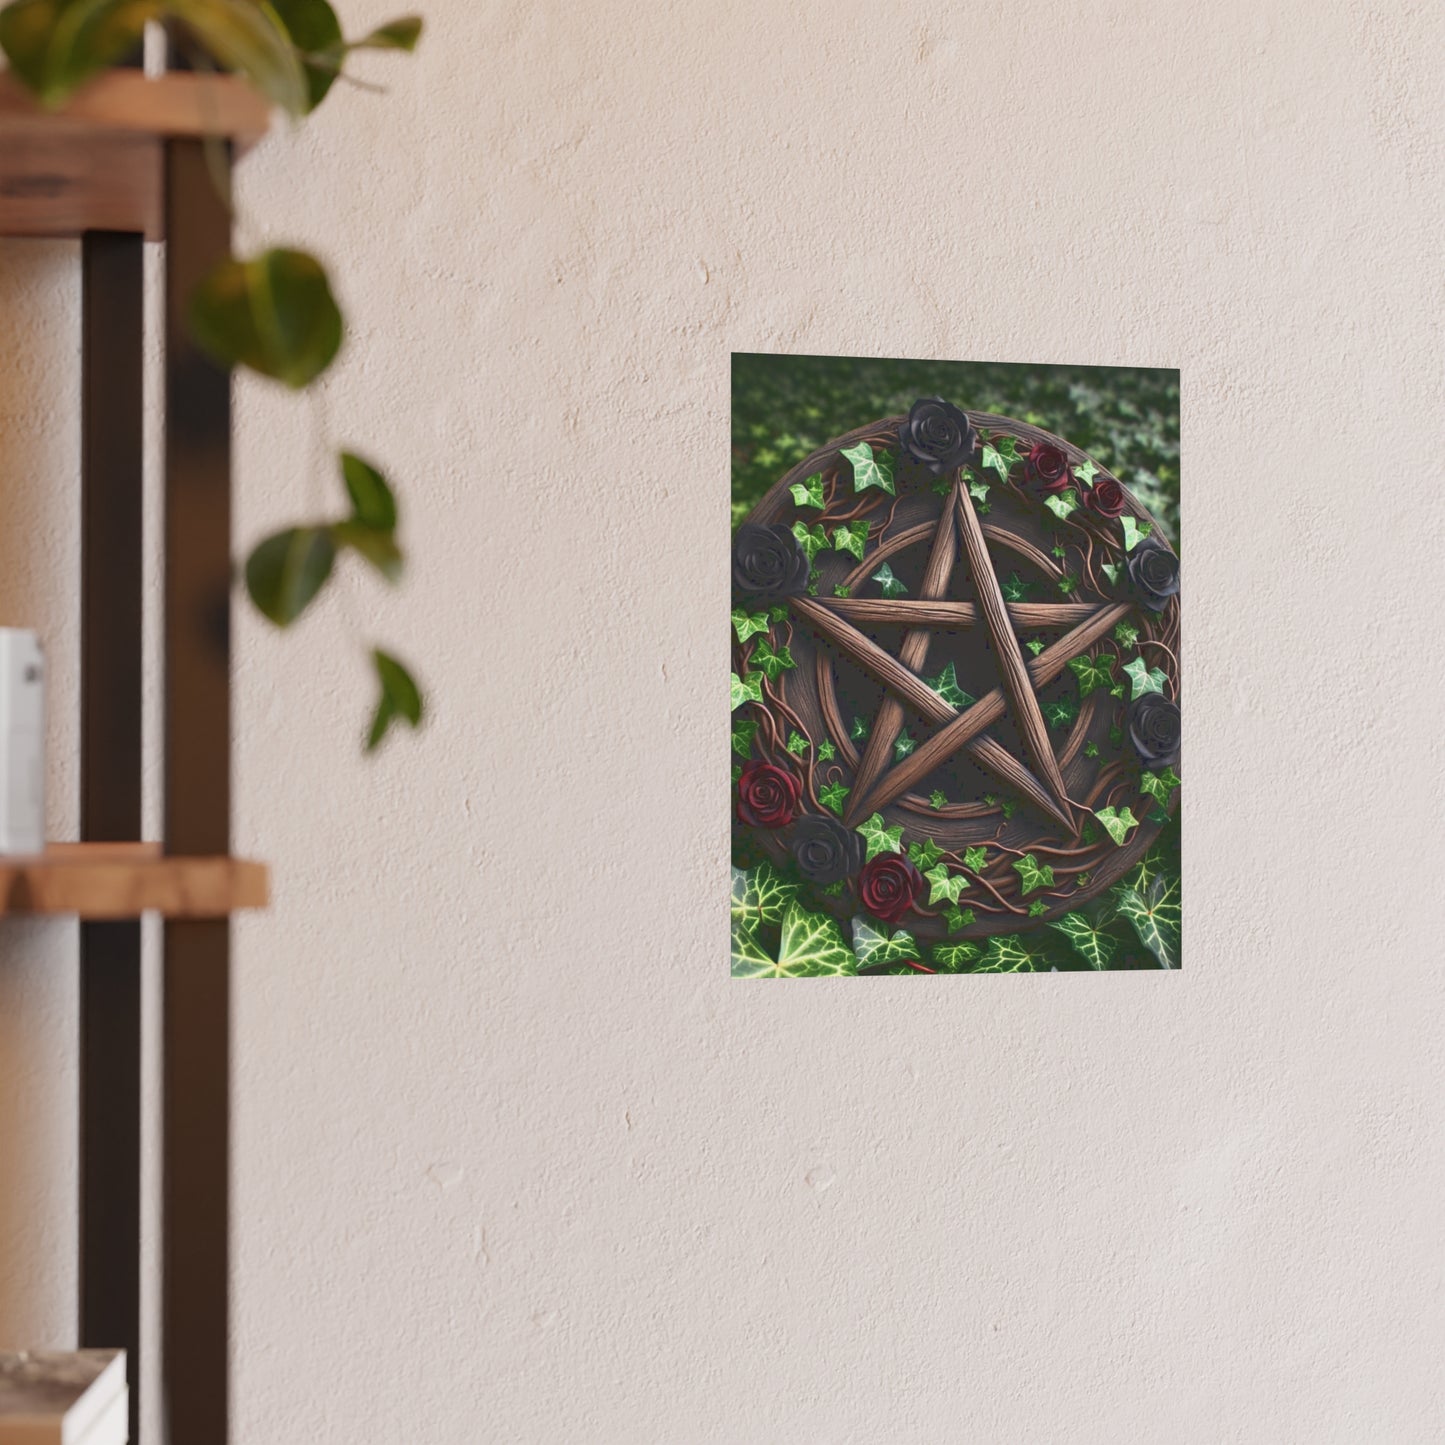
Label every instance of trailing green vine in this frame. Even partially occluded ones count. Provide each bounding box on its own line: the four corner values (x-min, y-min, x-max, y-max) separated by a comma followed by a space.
0, 0, 427, 749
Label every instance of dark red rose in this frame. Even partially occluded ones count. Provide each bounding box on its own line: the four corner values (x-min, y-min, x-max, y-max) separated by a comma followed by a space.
1085, 476, 1126, 518
1026, 442, 1072, 493
736, 761, 800, 829
858, 853, 924, 924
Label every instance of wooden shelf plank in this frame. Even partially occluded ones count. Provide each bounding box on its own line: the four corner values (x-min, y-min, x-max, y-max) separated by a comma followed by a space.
0, 843, 267, 919
0, 72, 270, 239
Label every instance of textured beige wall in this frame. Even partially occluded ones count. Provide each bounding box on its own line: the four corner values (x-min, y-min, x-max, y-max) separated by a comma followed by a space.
4, 0, 1445, 1439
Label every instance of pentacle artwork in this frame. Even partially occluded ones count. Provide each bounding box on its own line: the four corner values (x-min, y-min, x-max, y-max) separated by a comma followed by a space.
731, 356, 1181, 976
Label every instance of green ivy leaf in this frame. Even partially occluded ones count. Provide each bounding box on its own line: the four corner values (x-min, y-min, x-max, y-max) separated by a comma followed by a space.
851, 917, 919, 970
1058, 573, 1079, 595
841, 441, 894, 495
932, 940, 981, 971
752, 638, 796, 682
931, 476, 953, 497
943, 905, 975, 933
1025, 637, 1045, 656
245, 526, 336, 626
730, 862, 799, 931
893, 730, 916, 760
871, 562, 907, 598
850, 716, 870, 742
1068, 652, 1116, 698
923, 864, 968, 905
817, 739, 837, 763
189, 248, 343, 389
818, 781, 849, 816
731, 762, 742, 783
1123, 656, 1168, 699
1028, 900, 1047, 917
1044, 491, 1079, 521
1001, 572, 1032, 602
856, 813, 903, 861
963, 846, 989, 873
365, 648, 423, 750
730, 672, 763, 710
1000, 798, 1019, 819
1121, 515, 1153, 552
768, 606, 789, 624
1049, 911, 1117, 970
731, 609, 769, 643
1101, 562, 1122, 586
832, 520, 869, 561
776, 903, 857, 976
1094, 805, 1140, 845
926, 661, 973, 709
791, 521, 829, 563
730, 919, 774, 976
929, 790, 948, 809
967, 473, 991, 503
1115, 873, 1181, 969
1012, 853, 1055, 895
1051, 541, 1068, 560
907, 838, 943, 870
790, 472, 825, 509
731, 718, 758, 758
974, 936, 1040, 973
1113, 620, 1140, 647
1074, 457, 1100, 489
786, 730, 809, 757
980, 435, 1021, 482
1042, 698, 1078, 729
1083, 741, 1100, 758
1139, 767, 1181, 804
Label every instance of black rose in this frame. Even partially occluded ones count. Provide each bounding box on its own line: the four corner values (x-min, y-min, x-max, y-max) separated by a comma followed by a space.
897, 397, 977, 476
790, 815, 864, 885
1126, 541, 1180, 611
732, 523, 810, 602
1128, 694, 1181, 769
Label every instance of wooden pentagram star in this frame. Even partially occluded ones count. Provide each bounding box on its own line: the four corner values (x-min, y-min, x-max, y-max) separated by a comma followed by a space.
786, 475, 1130, 831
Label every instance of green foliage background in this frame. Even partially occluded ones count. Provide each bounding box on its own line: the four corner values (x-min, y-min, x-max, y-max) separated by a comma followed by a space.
731, 353, 1180, 541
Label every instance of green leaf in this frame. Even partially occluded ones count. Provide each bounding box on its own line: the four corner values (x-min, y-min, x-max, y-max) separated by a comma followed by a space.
893, 730, 915, 760
1067, 651, 1116, 698
871, 562, 907, 598
1121, 515, 1153, 552
1115, 873, 1181, 969
831, 520, 869, 561
1140, 767, 1182, 804
1044, 490, 1078, 521
791, 521, 829, 563
167, 0, 310, 115
351, 14, 422, 50
963, 846, 988, 873
731, 609, 769, 643
1051, 541, 1068, 559
751, 638, 795, 682
929, 790, 948, 809
841, 440, 894, 495
932, 941, 981, 971
729, 919, 776, 977
731, 718, 758, 759
730, 862, 799, 931
1028, 900, 1048, 917
1058, 573, 1079, 595
189, 249, 343, 389
771, 902, 856, 976
1074, 457, 1100, 489
270, 0, 343, 109
980, 435, 1021, 482
817, 739, 837, 763
731, 762, 742, 783
855, 813, 903, 861
943, 905, 975, 933
245, 526, 336, 626
1049, 911, 1117, 970
974, 936, 1040, 973
338, 450, 397, 531
0, 0, 157, 107
1094, 805, 1140, 845
832, 583, 851, 598
1124, 842, 1169, 897
1025, 637, 1045, 656
1101, 562, 1122, 586
907, 838, 942, 871
768, 606, 789, 624
331, 520, 403, 582
1042, 698, 1078, 729
785, 729, 809, 757
790, 472, 825, 509
818, 781, 849, 816
1083, 741, 1100, 758
1001, 572, 1032, 602
926, 661, 973, 709
931, 476, 953, 497
730, 671, 763, 710
850, 716, 869, 742
923, 864, 968, 905
1012, 853, 1055, 895
1000, 798, 1019, 819
967, 473, 991, 503
851, 917, 919, 970
365, 648, 423, 750
1113, 620, 1139, 647
1123, 656, 1168, 699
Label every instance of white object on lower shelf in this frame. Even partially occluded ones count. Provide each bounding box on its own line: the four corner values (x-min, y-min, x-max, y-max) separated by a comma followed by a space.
0, 1351, 126, 1445
0, 628, 44, 856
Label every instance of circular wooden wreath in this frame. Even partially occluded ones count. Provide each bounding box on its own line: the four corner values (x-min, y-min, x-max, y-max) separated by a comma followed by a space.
731, 401, 1181, 948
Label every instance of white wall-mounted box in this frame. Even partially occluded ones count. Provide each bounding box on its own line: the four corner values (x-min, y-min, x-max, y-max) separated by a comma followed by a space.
0, 628, 44, 856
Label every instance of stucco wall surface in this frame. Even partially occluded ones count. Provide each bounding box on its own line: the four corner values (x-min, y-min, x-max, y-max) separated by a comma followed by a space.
3, 1, 1445, 1440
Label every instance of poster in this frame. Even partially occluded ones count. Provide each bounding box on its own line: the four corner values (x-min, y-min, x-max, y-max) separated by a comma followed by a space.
731, 355, 1181, 975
